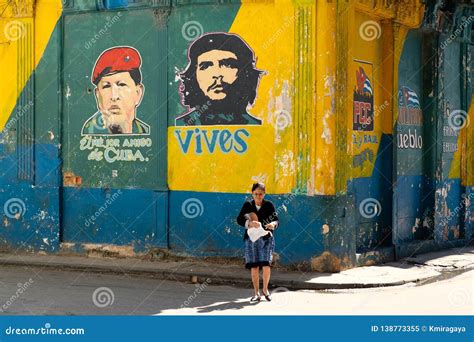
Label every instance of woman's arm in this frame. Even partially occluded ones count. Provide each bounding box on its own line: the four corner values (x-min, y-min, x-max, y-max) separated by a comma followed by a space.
236, 202, 251, 227
264, 202, 279, 230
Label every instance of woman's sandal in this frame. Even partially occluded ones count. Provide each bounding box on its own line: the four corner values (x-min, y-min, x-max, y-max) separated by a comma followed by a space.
250, 294, 261, 303
262, 291, 272, 302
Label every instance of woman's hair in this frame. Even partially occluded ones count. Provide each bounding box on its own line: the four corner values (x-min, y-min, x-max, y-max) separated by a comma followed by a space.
251, 182, 265, 192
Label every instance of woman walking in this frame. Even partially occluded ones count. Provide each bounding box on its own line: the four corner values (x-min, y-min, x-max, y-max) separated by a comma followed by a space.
237, 182, 279, 302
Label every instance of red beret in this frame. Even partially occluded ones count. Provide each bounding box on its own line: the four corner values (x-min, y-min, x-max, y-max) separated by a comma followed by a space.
92, 46, 141, 84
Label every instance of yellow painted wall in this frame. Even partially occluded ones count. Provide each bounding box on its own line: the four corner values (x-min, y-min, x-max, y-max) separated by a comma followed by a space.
458, 95, 474, 186
314, 0, 336, 195
0, 0, 62, 131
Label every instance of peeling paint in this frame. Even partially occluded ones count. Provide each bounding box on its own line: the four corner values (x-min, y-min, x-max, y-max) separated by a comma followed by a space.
82, 243, 136, 258
322, 224, 330, 234
65, 85, 71, 100
411, 218, 420, 234
251, 173, 267, 184
321, 110, 332, 144
270, 80, 293, 144
275, 150, 295, 178
443, 226, 449, 241
453, 226, 460, 239
173, 66, 181, 82
33, 210, 48, 221
311, 251, 341, 273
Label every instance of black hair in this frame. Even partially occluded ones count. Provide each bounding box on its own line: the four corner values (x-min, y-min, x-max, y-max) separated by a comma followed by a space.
93, 68, 142, 86
179, 33, 264, 113
251, 182, 266, 192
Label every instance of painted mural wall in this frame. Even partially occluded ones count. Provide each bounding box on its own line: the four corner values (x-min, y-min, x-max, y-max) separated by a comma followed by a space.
168, 1, 301, 195
0, 0, 472, 267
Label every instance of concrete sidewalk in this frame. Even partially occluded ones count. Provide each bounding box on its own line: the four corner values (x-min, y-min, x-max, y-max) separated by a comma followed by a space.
0, 246, 472, 290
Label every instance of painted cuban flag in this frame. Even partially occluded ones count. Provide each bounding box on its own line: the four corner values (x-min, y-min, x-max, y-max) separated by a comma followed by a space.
363, 76, 373, 95
399, 86, 421, 108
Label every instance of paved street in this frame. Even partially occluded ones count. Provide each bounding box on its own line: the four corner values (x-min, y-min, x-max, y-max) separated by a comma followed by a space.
0, 265, 471, 315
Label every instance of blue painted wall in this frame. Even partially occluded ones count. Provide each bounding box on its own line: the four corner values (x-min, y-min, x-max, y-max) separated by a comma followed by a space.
62, 188, 168, 250
169, 191, 353, 265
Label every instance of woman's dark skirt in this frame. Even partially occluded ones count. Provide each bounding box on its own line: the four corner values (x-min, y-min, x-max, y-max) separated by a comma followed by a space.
244, 234, 275, 269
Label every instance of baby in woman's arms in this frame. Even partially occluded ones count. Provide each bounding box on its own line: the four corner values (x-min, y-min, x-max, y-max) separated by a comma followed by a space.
245, 212, 269, 242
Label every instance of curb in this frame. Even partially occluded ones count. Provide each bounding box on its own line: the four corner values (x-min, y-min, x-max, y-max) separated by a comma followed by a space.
0, 256, 444, 290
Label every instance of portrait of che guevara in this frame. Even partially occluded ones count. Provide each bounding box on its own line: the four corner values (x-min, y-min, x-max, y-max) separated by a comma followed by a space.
176, 32, 265, 126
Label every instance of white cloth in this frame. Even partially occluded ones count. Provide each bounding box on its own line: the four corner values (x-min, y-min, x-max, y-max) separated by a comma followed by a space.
247, 221, 269, 242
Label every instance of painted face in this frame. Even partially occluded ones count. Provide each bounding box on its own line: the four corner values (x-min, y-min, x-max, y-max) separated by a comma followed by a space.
252, 189, 265, 205
95, 71, 143, 132
196, 49, 239, 101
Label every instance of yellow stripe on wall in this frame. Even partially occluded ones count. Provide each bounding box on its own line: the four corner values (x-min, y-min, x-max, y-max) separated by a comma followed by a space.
0, 0, 62, 131
230, 0, 297, 194
455, 95, 474, 185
